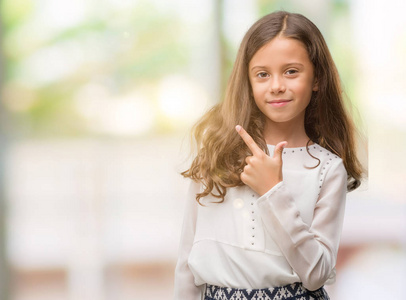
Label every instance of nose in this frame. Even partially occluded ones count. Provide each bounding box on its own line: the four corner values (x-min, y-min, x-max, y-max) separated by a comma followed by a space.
269, 76, 286, 94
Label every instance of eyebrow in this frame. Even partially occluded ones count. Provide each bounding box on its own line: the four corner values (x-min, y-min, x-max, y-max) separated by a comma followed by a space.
250, 63, 304, 72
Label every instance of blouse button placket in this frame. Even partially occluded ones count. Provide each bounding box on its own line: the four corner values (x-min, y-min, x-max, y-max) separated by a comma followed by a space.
251, 194, 256, 246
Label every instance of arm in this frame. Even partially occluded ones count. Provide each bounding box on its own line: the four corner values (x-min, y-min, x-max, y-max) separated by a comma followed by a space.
256, 159, 347, 291
173, 180, 205, 300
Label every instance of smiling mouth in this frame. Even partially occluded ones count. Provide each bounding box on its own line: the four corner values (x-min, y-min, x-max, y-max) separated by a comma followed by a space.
268, 99, 292, 103
267, 99, 292, 107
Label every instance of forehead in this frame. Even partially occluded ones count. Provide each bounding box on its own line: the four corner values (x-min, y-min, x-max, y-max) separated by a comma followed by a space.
249, 37, 312, 67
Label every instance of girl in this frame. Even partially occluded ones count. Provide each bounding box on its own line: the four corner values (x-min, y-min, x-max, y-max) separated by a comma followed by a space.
174, 11, 364, 300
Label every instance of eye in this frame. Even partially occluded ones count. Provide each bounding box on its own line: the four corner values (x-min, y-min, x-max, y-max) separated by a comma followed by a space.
285, 69, 298, 76
256, 72, 269, 78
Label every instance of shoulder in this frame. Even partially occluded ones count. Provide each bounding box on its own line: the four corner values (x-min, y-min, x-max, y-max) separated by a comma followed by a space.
311, 144, 345, 168
302, 143, 347, 183
313, 144, 347, 188
281, 143, 344, 172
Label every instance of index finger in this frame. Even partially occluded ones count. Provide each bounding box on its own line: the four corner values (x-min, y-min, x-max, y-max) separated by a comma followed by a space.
235, 125, 264, 156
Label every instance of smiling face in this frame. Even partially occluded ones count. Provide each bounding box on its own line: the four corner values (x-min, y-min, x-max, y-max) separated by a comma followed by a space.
248, 36, 318, 129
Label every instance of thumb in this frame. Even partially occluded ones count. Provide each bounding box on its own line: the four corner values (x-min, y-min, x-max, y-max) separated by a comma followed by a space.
273, 141, 288, 161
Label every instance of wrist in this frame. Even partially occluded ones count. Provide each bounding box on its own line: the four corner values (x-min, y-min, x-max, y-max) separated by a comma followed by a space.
258, 179, 282, 196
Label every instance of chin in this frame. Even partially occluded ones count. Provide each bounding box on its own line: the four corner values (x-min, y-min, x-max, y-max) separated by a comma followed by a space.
262, 111, 305, 125
265, 115, 293, 123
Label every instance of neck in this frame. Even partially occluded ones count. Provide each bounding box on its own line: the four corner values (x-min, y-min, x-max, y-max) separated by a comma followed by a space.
263, 119, 311, 148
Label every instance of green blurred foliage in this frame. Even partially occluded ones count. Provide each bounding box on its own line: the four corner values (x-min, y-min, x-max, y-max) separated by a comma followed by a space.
1, 0, 33, 27
2, 1, 188, 137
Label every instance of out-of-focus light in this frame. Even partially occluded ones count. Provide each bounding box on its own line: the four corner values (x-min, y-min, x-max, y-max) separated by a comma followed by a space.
223, 0, 257, 47
158, 75, 208, 125
18, 32, 117, 86
36, 0, 88, 33
369, 93, 406, 129
21, 42, 85, 86
75, 83, 109, 118
104, 0, 136, 10
351, 0, 406, 129
75, 85, 155, 136
2, 82, 37, 112
100, 95, 155, 136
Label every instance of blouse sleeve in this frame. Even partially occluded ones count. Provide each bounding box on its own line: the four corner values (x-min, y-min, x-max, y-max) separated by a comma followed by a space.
256, 158, 347, 291
173, 180, 205, 300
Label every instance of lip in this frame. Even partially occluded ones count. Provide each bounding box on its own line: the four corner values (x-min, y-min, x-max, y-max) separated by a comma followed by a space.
267, 99, 292, 107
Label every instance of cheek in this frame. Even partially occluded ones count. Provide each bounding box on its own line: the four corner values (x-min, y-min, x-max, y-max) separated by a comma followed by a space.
250, 84, 265, 111
250, 82, 266, 100
289, 80, 313, 100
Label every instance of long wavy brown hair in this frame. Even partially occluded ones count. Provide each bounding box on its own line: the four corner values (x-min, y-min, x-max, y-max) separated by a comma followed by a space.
182, 11, 364, 204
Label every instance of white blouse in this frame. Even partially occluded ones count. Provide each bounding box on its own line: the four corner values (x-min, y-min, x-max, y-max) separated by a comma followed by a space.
174, 143, 348, 300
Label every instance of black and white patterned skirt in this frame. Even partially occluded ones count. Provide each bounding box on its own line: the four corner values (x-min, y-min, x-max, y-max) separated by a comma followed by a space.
204, 282, 329, 300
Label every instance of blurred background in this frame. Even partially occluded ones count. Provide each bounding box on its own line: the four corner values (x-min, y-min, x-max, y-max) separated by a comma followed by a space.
0, 0, 405, 299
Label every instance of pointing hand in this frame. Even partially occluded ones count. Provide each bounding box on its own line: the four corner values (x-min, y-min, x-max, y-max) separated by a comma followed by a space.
236, 125, 287, 196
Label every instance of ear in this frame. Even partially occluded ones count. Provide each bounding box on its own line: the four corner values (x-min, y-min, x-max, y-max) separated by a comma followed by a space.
312, 78, 319, 92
